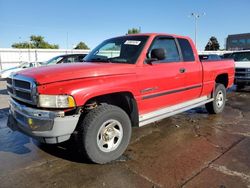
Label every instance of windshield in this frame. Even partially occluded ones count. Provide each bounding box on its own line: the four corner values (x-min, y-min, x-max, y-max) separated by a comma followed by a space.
230, 52, 250, 62
84, 36, 149, 64
46, 56, 64, 65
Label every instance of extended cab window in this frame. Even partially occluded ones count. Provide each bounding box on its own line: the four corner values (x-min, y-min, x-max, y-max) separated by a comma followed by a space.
177, 38, 195, 61
149, 38, 180, 63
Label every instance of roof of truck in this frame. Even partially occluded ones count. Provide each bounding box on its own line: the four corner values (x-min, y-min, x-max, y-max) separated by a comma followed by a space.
126, 33, 189, 39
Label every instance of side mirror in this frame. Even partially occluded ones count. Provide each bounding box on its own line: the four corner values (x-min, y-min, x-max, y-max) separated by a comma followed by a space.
146, 48, 166, 64
151, 48, 166, 60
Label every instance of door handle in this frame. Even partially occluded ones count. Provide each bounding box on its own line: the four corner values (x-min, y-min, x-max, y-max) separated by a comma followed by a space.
179, 68, 186, 73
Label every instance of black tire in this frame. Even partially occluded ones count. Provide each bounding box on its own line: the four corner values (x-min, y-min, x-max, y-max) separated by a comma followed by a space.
236, 83, 245, 91
205, 83, 226, 114
76, 104, 131, 164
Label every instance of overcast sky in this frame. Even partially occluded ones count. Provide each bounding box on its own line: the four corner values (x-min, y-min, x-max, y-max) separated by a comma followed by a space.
0, 0, 249, 50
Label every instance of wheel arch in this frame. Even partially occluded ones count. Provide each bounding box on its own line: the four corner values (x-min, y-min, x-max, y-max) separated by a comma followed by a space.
83, 92, 139, 127
215, 73, 229, 88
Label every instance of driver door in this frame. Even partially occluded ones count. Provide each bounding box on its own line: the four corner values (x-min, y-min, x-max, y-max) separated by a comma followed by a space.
137, 37, 186, 114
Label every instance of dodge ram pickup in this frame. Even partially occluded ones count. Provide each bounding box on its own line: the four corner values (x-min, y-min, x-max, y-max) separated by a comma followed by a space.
7, 33, 235, 164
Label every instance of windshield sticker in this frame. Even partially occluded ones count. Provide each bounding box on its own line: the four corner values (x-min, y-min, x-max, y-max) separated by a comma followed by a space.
124, 40, 141, 45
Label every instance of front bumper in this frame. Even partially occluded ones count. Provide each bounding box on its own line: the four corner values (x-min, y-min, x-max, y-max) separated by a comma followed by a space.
7, 98, 80, 144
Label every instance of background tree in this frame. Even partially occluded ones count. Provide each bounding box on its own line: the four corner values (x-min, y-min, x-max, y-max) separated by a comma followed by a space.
205, 36, 220, 51
74, 42, 89, 49
12, 35, 59, 49
127, 28, 141, 35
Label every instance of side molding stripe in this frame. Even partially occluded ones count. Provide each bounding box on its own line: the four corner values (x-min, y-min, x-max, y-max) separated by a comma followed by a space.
142, 84, 202, 100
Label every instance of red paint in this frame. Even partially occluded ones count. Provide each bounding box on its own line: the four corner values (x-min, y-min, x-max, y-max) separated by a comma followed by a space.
19, 33, 235, 115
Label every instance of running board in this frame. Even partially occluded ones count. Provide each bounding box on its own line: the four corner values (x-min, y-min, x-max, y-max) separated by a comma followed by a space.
139, 96, 213, 127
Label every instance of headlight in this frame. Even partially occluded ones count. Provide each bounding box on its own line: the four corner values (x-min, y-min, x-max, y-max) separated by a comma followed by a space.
38, 95, 76, 108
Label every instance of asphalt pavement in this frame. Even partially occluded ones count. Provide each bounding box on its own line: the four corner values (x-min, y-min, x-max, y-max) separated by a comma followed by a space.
0, 80, 250, 188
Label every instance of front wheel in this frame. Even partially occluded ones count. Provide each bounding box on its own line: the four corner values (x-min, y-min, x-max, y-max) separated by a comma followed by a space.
76, 104, 131, 164
205, 83, 226, 114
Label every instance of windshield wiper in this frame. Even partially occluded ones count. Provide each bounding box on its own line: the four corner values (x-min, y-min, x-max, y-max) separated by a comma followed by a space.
87, 58, 131, 64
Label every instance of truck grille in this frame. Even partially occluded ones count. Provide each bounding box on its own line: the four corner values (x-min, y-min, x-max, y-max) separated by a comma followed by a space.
14, 80, 31, 89
235, 68, 250, 79
7, 74, 37, 105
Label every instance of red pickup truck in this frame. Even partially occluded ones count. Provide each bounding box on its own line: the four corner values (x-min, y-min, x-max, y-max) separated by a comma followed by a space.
7, 33, 234, 164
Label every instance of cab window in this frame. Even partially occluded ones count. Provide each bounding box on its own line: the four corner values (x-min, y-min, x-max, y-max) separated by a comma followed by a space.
177, 38, 195, 62
149, 38, 180, 63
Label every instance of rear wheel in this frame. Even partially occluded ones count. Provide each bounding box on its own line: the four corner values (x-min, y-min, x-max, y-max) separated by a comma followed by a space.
76, 104, 131, 164
205, 83, 226, 114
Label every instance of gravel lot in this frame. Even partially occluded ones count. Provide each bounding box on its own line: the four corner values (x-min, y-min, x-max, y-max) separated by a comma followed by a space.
0, 80, 250, 188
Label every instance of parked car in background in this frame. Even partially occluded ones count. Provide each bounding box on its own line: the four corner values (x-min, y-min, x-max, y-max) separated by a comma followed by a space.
0, 62, 36, 79
199, 54, 221, 61
0, 53, 87, 79
230, 50, 250, 90
40, 53, 87, 66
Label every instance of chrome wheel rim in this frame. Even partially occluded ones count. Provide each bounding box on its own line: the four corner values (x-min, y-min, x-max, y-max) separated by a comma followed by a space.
97, 119, 123, 152
216, 91, 224, 108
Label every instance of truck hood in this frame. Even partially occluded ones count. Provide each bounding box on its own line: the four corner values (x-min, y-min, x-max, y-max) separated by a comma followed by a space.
17, 62, 136, 85
235, 61, 250, 68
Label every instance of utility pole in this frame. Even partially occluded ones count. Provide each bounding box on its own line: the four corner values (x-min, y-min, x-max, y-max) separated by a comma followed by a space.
190, 12, 205, 47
